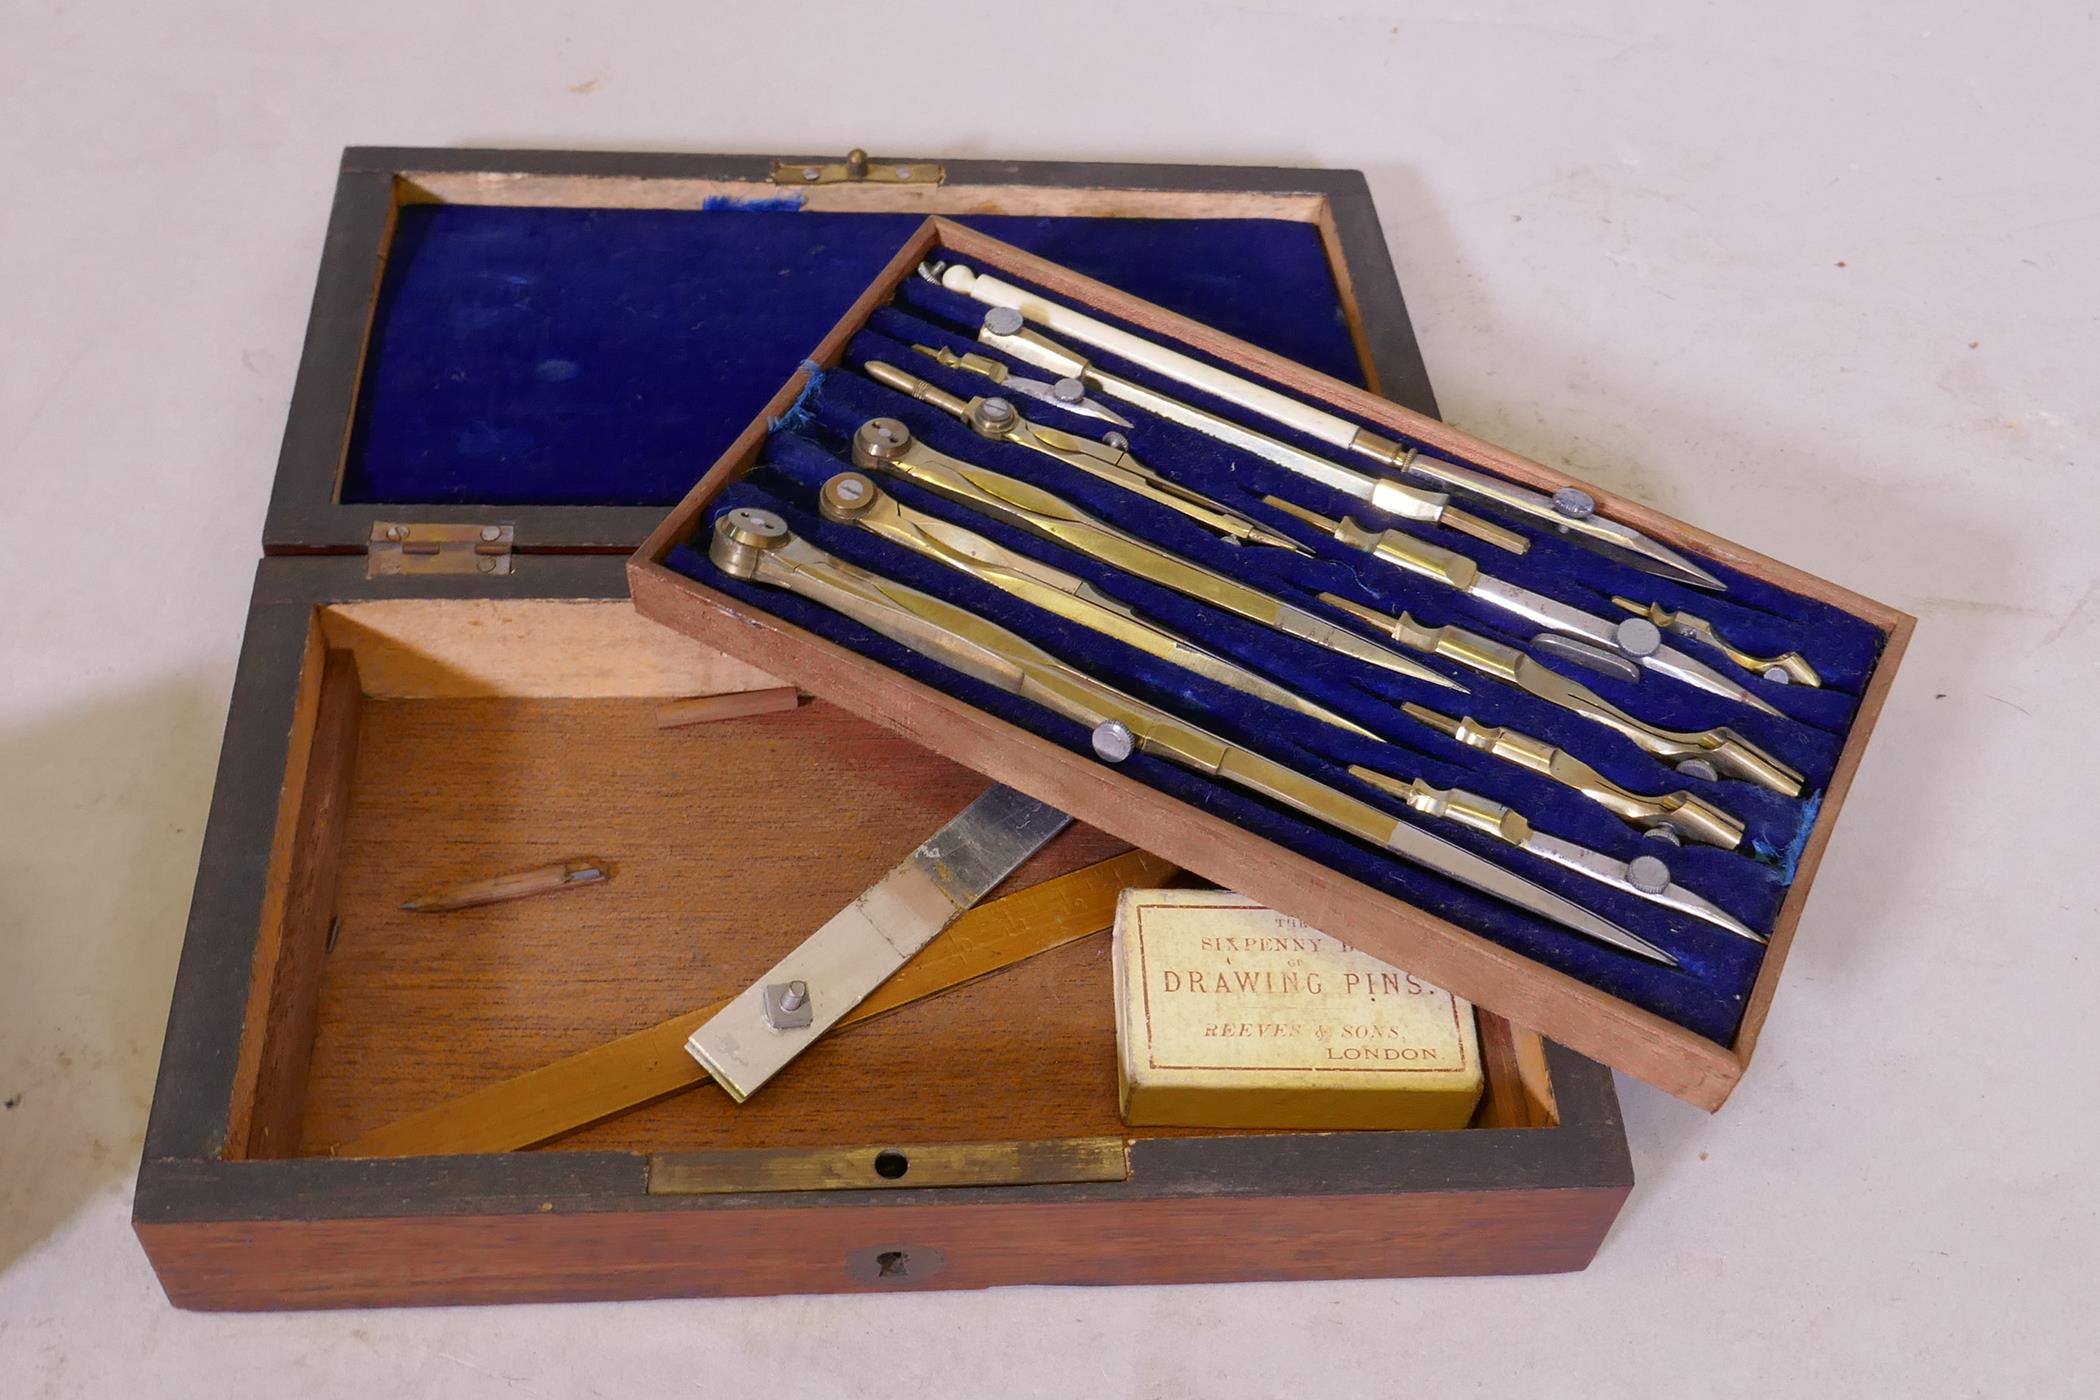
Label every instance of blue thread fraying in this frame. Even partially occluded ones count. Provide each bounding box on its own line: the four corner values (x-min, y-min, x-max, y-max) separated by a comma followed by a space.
1752, 790, 1823, 880
698, 194, 806, 213
768, 360, 825, 434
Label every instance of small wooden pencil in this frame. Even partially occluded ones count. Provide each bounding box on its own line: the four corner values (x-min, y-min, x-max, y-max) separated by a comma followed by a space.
655, 686, 801, 729
400, 858, 609, 913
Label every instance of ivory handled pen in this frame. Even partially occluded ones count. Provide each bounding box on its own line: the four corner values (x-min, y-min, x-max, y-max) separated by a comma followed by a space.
960, 312, 1529, 556
939, 262, 1723, 590
942, 264, 1358, 449
400, 858, 609, 913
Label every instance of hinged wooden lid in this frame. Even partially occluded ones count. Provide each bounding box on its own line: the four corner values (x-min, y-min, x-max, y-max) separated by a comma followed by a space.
262, 147, 1437, 558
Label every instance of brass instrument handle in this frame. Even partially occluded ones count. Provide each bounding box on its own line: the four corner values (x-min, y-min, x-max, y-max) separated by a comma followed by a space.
1612, 597, 1823, 687
1408, 709, 1745, 850
1368, 472, 1529, 555
1269, 494, 1482, 592
1350, 768, 1535, 847
1547, 679, 1804, 798
1399, 780, 1535, 846
1315, 593, 1524, 682
912, 344, 1010, 384
866, 359, 971, 418
1357, 524, 1482, 592
1408, 619, 1518, 678
1431, 713, 1564, 778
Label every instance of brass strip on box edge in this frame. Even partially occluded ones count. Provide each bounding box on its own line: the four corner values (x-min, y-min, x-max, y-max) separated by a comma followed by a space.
645, 1136, 1130, 1195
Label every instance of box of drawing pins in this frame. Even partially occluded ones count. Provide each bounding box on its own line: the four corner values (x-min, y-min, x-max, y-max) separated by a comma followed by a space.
1112, 890, 1484, 1131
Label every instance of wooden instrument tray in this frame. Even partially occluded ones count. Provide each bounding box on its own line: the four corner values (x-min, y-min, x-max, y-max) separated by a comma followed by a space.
628, 218, 1913, 1113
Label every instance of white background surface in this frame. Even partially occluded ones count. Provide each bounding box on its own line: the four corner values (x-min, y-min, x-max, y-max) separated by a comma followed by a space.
4, 2, 2095, 1395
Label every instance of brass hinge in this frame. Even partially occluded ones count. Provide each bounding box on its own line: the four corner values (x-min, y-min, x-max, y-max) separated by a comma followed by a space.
770, 148, 943, 188
366, 521, 514, 578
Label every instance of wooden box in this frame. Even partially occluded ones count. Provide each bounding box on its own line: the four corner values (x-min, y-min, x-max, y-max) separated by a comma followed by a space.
137, 149, 1635, 1310
629, 219, 1914, 1114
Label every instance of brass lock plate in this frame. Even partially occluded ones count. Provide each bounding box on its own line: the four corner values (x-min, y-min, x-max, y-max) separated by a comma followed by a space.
770, 148, 943, 187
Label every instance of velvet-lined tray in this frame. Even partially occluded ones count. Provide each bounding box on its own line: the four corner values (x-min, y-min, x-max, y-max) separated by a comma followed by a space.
630, 217, 1914, 1111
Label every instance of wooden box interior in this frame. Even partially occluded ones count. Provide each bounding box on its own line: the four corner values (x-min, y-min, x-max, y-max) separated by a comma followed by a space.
226, 592, 1567, 1166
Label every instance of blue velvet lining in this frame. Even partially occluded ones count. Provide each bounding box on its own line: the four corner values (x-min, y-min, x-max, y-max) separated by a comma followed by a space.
662, 267, 1889, 1047
342, 205, 1363, 506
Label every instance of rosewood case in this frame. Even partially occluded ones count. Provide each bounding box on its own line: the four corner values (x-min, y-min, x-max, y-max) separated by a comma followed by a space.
137, 147, 1635, 1311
